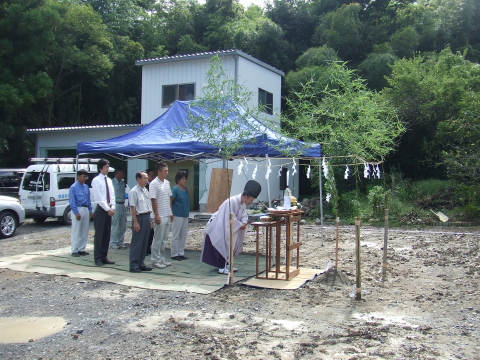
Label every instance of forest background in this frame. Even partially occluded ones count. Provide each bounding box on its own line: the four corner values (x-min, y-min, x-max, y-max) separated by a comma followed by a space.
1, 0, 480, 222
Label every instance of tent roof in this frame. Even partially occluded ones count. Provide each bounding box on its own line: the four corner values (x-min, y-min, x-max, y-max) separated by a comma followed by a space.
76, 101, 321, 162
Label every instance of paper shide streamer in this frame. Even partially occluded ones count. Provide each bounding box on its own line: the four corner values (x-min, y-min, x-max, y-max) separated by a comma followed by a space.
252, 164, 258, 179
243, 157, 249, 174
265, 158, 271, 180
306, 165, 311, 179
344, 165, 350, 179
237, 161, 243, 175
322, 158, 329, 179
364, 163, 371, 179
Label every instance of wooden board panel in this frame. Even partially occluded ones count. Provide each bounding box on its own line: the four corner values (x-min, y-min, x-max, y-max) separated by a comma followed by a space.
206, 168, 233, 213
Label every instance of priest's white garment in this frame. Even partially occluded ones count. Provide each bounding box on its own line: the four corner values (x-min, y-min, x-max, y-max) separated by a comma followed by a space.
203, 194, 248, 262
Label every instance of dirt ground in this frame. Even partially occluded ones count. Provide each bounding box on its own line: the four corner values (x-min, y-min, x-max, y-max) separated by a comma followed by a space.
0, 218, 479, 360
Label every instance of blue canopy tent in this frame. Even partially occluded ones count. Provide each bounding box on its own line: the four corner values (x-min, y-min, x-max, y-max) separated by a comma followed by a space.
77, 101, 321, 161
77, 100, 326, 254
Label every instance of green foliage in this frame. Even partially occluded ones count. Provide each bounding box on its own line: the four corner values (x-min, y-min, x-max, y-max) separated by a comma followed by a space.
358, 51, 398, 91
295, 46, 339, 69
284, 62, 405, 162
390, 26, 419, 59
367, 185, 390, 218
323, 161, 339, 218
413, 179, 450, 197
437, 91, 480, 184
313, 3, 364, 63
338, 190, 363, 220
383, 48, 480, 179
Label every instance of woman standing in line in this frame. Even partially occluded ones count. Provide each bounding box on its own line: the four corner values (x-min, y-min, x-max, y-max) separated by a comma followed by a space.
170, 171, 190, 260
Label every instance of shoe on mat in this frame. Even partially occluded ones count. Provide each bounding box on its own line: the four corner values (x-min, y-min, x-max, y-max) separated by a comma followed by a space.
171, 256, 181, 261
178, 255, 188, 260
78, 251, 89, 256
226, 263, 238, 272
118, 244, 128, 249
161, 261, 172, 267
152, 262, 166, 269
109, 245, 119, 249
140, 266, 153, 271
102, 259, 115, 264
218, 267, 230, 275
71, 253, 80, 257
95, 261, 104, 266
129, 268, 141, 273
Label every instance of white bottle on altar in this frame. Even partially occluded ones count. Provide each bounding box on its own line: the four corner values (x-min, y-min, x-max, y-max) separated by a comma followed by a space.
284, 186, 292, 208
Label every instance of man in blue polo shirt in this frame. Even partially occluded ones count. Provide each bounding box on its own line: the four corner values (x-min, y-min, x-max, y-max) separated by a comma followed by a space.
69, 169, 93, 257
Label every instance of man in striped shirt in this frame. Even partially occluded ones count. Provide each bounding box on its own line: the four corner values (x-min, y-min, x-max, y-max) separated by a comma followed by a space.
149, 162, 174, 269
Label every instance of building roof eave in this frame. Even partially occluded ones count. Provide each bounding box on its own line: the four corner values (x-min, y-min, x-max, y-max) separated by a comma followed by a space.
135, 49, 285, 77
26, 124, 143, 134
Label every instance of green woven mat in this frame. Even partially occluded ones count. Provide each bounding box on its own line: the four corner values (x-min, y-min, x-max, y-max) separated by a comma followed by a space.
0, 246, 257, 294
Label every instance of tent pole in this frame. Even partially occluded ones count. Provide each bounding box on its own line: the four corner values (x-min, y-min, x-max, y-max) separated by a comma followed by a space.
266, 155, 271, 208
319, 158, 324, 246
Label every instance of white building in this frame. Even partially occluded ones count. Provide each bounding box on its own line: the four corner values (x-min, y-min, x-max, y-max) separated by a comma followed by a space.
28, 50, 299, 210
136, 49, 282, 124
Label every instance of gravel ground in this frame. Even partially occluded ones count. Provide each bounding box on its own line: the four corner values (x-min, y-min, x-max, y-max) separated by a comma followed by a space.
1, 217, 480, 359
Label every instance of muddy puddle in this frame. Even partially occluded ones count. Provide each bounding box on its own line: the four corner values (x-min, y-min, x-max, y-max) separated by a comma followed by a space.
0, 317, 67, 343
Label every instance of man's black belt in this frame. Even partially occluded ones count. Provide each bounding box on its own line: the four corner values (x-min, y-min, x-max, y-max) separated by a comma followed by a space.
116, 202, 125, 204
138, 212, 151, 216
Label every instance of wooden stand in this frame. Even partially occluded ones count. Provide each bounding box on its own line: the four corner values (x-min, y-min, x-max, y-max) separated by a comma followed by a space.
253, 209, 304, 280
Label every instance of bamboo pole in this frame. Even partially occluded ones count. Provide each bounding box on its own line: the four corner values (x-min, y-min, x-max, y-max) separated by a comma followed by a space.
382, 208, 389, 280
335, 217, 339, 270
319, 161, 324, 246
266, 155, 271, 208
229, 213, 234, 286
355, 217, 361, 300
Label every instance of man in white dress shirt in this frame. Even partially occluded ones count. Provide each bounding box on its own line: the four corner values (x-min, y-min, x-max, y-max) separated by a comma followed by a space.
91, 159, 116, 266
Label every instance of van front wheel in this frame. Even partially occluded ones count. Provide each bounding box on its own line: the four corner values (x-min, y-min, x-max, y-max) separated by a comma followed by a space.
60, 206, 72, 226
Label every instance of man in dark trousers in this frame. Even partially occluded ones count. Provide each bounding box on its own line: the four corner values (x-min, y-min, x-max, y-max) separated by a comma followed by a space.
128, 171, 153, 272
91, 159, 116, 266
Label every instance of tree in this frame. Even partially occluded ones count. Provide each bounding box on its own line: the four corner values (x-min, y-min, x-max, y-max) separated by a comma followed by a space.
265, 0, 317, 70
383, 48, 480, 178
0, 0, 55, 160
0, 0, 118, 165
436, 91, 480, 183
313, 3, 364, 64
284, 62, 405, 162
358, 45, 398, 91
390, 26, 419, 58
222, 10, 291, 70
295, 46, 339, 69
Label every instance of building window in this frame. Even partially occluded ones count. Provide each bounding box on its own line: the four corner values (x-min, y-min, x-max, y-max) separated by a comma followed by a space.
258, 88, 273, 115
162, 83, 195, 107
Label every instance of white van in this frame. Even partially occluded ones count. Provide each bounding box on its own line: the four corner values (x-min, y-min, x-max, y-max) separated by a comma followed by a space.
19, 158, 115, 225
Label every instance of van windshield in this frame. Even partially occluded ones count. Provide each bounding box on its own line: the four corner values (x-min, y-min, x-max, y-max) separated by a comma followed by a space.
22, 172, 51, 191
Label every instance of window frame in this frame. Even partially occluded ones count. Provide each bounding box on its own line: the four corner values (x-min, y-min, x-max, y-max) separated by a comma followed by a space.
258, 88, 273, 115
162, 83, 195, 108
